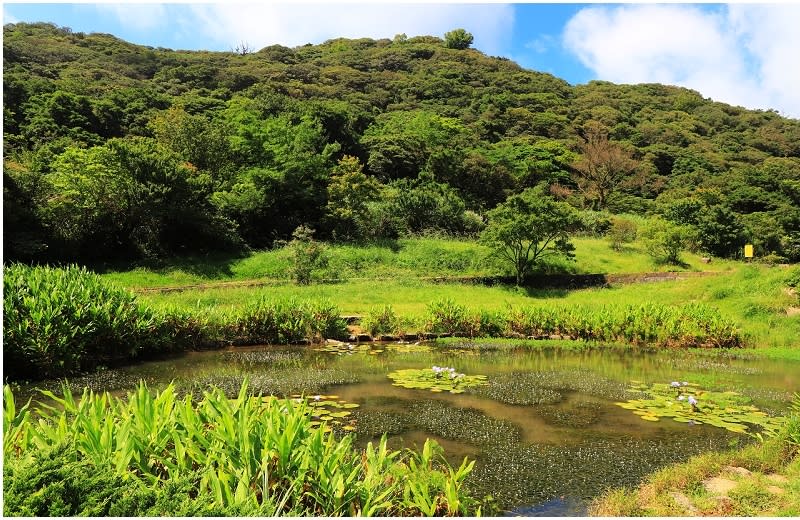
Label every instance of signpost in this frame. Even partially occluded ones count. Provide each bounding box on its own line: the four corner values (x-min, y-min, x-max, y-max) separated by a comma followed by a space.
744, 244, 754, 259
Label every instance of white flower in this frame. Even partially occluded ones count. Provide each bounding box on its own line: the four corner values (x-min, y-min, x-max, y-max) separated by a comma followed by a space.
682, 382, 689, 386
688, 396, 697, 406
677, 395, 685, 401
670, 382, 681, 387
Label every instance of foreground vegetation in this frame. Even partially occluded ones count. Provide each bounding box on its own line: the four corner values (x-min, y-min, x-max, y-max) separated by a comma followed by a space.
590, 394, 800, 516
3, 382, 485, 516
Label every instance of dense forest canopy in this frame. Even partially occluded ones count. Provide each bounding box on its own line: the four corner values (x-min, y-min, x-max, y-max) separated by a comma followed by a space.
4, 22, 800, 264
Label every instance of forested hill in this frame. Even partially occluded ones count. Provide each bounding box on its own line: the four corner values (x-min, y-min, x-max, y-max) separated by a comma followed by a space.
4, 22, 800, 264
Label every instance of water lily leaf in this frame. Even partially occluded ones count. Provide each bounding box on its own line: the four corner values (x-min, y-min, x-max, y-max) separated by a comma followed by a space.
615, 380, 783, 436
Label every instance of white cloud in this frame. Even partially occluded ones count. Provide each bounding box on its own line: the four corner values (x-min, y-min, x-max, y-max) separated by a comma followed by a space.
525, 34, 555, 55
186, 3, 514, 56
4, 7, 19, 25
562, 4, 800, 119
95, 3, 168, 32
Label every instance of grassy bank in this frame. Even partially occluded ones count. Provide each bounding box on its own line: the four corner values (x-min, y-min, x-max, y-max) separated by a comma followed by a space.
138, 263, 798, 350
99, 237, 737, 289
589, 395, 800, 516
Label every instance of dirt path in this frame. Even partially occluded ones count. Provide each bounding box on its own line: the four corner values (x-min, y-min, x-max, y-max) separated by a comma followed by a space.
132, 270, 724, 295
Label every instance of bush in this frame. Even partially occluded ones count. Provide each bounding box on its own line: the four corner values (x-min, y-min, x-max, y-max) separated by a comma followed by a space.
362, 305, 402, 337
287, 226, 327, 285
2, 264, 188, 380
608, 217, 638, 251
640, 218, 695, 265
232, 297, 347, 344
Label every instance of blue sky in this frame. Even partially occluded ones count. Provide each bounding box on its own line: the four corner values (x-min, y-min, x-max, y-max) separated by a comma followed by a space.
4, 3, 800, 118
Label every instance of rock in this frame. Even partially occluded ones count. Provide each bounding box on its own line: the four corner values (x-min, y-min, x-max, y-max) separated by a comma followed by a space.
723, 466, 751, 477
766, 474, 789, 484
348, 334, 359, 342
356, 333, 372, 342
669, 491, 698, 514
404, 333, 419, 341
325, 339, 345, 346
507, 332, 526, 339
766, 485, 785, 495
377, 334, 398, 342
548, 334, 562, 340
703, 477, 737, 496
701, 257, 712, 264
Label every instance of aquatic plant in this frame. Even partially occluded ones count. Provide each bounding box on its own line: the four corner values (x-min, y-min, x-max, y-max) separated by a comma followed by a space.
2, 264, 194, 380
615, 381, 785, 435
361, 305, 403, 337
388, 367, 488, 394
231, 297, 347, 344
288, 394, 360, 432
3, 382, 487, 516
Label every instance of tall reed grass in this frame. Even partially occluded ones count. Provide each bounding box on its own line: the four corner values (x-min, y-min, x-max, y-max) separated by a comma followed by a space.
3, 383, 485, 516
422, 299, 742, 348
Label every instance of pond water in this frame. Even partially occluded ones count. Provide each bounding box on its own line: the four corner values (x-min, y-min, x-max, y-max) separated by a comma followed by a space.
18, 341, 799, 516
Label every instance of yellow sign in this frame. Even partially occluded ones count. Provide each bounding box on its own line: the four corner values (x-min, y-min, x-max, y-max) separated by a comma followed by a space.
744, 244, 754, 258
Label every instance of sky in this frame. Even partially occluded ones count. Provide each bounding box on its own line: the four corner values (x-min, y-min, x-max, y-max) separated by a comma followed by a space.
4, 2, 800, 119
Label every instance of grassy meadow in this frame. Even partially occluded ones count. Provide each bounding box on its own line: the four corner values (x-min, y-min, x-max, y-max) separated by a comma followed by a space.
101, 237, 797, 352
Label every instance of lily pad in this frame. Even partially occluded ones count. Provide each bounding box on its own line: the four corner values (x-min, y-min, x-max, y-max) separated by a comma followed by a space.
615, 381, 785, 436
387, 367, 488, 394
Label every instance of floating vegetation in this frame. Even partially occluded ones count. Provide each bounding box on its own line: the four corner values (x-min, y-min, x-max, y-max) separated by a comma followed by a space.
406, 401, 520, 446
183, 368, 360, 397
387, 367, 487, 394
472, 370, 635, 406
469, 428, 742, 510
473, 374, 563, 406
351, 409, 411, 438
615, 381, 786, 435
538, 401, 602, 428
221, 350, 305, 368
314, 343, 377, 355
385, 343, 431, 354
288, 394, 360, 431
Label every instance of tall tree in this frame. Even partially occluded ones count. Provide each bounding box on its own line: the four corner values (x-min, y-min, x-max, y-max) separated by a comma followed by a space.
573, 122, 637, 210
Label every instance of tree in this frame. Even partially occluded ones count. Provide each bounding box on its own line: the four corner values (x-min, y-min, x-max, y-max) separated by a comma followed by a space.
641, 218, 695, 265
288, 226, 327, 285
324, 155, 380, 241
444, 29, 474, 50
573, 122, 637, 210
480, 187, 581, 285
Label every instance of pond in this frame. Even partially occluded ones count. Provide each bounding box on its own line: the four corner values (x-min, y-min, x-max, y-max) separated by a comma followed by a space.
18, 341, 799, 516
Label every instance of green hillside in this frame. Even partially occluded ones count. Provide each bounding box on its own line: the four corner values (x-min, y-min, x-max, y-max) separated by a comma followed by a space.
4, 22, 800, 265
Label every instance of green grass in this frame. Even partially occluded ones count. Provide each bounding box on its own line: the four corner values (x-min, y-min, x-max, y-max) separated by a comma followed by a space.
99, 237, 739, 289
136, 263, 798, 349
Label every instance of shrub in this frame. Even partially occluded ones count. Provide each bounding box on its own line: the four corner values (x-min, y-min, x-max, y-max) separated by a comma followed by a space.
362, 305, 402, 337
640, 218, 695, 265
608, 217, 638, 251
2, 264, 187, 380
287, 225, 327, 285
233, 297, 346, 344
